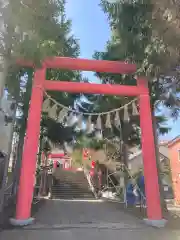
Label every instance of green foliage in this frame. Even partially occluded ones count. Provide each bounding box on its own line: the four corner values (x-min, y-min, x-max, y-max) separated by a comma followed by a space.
71, 150, 83, 168
90, 139, 105, 151
74, 134, 104, 151
3, 1, 83, 159
90, 0, 180, 143
41, 116, 75, 144
1, 0, 77, 64
96, 2, 176, 212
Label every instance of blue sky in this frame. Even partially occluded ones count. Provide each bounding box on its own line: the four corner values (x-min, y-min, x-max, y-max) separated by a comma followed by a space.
66, 0, 180, 140
66, 0, 110, 82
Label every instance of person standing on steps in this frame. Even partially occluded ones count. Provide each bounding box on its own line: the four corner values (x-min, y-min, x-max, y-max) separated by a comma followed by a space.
136, 172, 146, 206
126, 179, 136, 208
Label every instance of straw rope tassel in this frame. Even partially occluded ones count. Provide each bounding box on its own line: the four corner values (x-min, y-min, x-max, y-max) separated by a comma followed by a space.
66, 112, 74, 126
96, 115, 102, 130
123, 105, 129, 122
48, 104, 58, 119
105, 113, 112, 129
77, 114, 83, 129
86, 115, 92, 132
95, 130, 103, 140
42, 98, 51, 112
132, 101, 139, 116
58, 108, 68, 123
114, 111, 120, 127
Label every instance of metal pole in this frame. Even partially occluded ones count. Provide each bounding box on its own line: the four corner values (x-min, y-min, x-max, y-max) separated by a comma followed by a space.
117, 120, 127, 206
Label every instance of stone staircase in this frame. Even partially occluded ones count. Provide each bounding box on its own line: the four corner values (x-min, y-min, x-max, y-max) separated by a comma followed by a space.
52, 169, 95, 199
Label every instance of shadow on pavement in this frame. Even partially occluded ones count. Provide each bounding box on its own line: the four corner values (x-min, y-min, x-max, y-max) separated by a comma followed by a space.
0, 198, 45, 231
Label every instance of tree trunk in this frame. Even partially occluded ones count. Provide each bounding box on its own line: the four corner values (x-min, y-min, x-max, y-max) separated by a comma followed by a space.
121, 121, 130, 183
11, 125, 25, 195
0, 58, 9, 101
122, 142, 129, 181
38, 133, 43, 166
0, 103, 16, 212
0, 16, 15, 101
152, 114, 168, 217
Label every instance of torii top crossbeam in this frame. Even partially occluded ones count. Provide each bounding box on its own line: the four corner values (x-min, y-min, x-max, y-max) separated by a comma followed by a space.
17, 57, 147, 96
17, 57, 136, 74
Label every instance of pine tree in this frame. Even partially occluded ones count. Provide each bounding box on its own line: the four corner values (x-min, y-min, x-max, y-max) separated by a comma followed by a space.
0, 0, 71, 99
97, 0, 179, 134
97, 0, 180, 216
4, 1, 81, 176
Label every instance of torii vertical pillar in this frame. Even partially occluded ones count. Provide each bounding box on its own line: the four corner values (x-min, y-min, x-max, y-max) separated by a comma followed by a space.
10, 68, 45, 226
137, 78, 166, 227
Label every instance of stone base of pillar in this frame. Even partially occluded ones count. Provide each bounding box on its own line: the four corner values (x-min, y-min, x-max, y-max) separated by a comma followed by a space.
143, 218, 167, 228
10, 217, 35, 226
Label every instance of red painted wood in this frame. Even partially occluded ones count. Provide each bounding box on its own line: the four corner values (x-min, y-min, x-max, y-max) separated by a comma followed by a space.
91, 161, 96, 169
48, 153, 65, 158
15, 68, 45, 220
17, 57, 136, 74
44, 80, 140, 96
137, 78, 162, 220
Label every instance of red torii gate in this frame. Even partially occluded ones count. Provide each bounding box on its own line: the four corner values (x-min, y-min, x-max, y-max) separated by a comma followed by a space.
11, 57, 165, 227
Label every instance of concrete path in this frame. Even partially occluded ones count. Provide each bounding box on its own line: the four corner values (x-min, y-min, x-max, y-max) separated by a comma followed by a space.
2, 227, 180, 240
1, 199, 179, 239
32, 199, 145, 227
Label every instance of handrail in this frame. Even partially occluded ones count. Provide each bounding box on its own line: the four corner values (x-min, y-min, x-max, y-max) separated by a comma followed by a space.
4, 183, 13, 192
107, 175, 120, 193
84, 169, 97, 198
